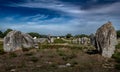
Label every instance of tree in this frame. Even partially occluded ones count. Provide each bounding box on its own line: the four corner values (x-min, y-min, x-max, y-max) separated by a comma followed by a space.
3, 29, 13, 37
79, 34, 89, 38
74, 34, 89, 38
0, 31, 3, 38
66, 33, 72, 38
74, 34, 81, 38
117, 30, 120, 38
28, 32, 41, 38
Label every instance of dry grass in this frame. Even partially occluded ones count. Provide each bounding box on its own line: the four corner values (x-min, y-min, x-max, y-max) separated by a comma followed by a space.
0, 42, 119, 72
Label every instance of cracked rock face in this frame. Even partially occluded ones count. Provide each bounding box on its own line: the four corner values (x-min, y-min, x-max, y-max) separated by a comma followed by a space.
95, 22, 117, 58
4, 30, 35, 52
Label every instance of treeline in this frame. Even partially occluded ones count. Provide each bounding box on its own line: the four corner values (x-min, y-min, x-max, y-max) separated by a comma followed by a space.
0, 29, 93, 38
0, 29, 13, 38
65, 31, 120, 39
0, 29, 48, 38
0, 29, 120, 38
0, 29, 90, 38
65, 33, 89, 38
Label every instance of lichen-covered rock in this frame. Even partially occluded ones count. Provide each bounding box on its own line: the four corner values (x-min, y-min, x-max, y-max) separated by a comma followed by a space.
95, 22, 117, 58
4, 30, 35, 52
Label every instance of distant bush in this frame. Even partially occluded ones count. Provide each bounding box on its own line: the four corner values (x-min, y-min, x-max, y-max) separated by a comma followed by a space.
66, 33, 73, 38
28, 32, 41, 38
74, 34, 89, 38
117, 30, 120, 38
0, 31, 4, 38
3, 29, 13, 37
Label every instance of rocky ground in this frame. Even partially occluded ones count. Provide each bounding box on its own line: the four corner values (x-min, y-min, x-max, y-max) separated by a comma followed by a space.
0, 40, 120, 72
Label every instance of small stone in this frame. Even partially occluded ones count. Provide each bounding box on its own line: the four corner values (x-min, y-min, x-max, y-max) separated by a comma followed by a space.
10, 69, 16, 72
45, 61, 52, 64
66, 63, 71, 67
36, 65, 42, 68
58, 65, 66, 68
29, 61, 33, 64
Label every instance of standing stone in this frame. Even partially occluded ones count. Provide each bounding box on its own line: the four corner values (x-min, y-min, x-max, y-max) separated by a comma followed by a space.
80, 37, 89, 45
33, 37, 39, 48
81, 37, 85, 44
47, 34, 54, 43
4, 30, 35, 52
78, 38, 81, 44
95, 22, 117, 58
90, 33, 95, 46
57, 37, 60, 39
37, 38, 47, 43
47, 34, 51, 43
50, 38, 54, 43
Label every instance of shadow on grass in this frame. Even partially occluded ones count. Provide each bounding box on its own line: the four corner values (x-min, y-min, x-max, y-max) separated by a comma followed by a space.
86, 50, 99, 55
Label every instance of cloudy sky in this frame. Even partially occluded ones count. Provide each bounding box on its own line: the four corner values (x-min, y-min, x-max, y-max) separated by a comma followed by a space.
0, 0, 120, 35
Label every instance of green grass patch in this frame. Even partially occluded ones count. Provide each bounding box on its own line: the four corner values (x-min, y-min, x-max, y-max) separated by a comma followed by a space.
0, 42, 5, 54
54, 39, 66, 43
39, 44, 86, 50
57, 49, 77, 61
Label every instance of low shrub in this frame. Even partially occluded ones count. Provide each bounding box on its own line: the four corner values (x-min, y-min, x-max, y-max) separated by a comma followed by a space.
115, 64, 120, 70
30, 56, 39, 62
24, 52, 34, 56
22, 48, 30, 51
57, 50, 66, 56
9, 52, 17, 58
112, 52, 120, 70
112, 52, 120, 63
116, 43, 120, 49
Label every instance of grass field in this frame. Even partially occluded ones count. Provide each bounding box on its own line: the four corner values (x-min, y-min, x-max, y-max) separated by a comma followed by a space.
0, 40, 119, 72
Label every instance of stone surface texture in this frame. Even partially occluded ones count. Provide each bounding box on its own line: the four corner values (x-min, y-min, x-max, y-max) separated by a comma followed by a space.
95, 22, 117, 58
4, 30, 35, 52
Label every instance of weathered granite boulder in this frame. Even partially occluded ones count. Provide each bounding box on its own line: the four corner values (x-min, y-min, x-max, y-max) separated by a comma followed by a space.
4, 30, 35, 52
95, 22, 117, 58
